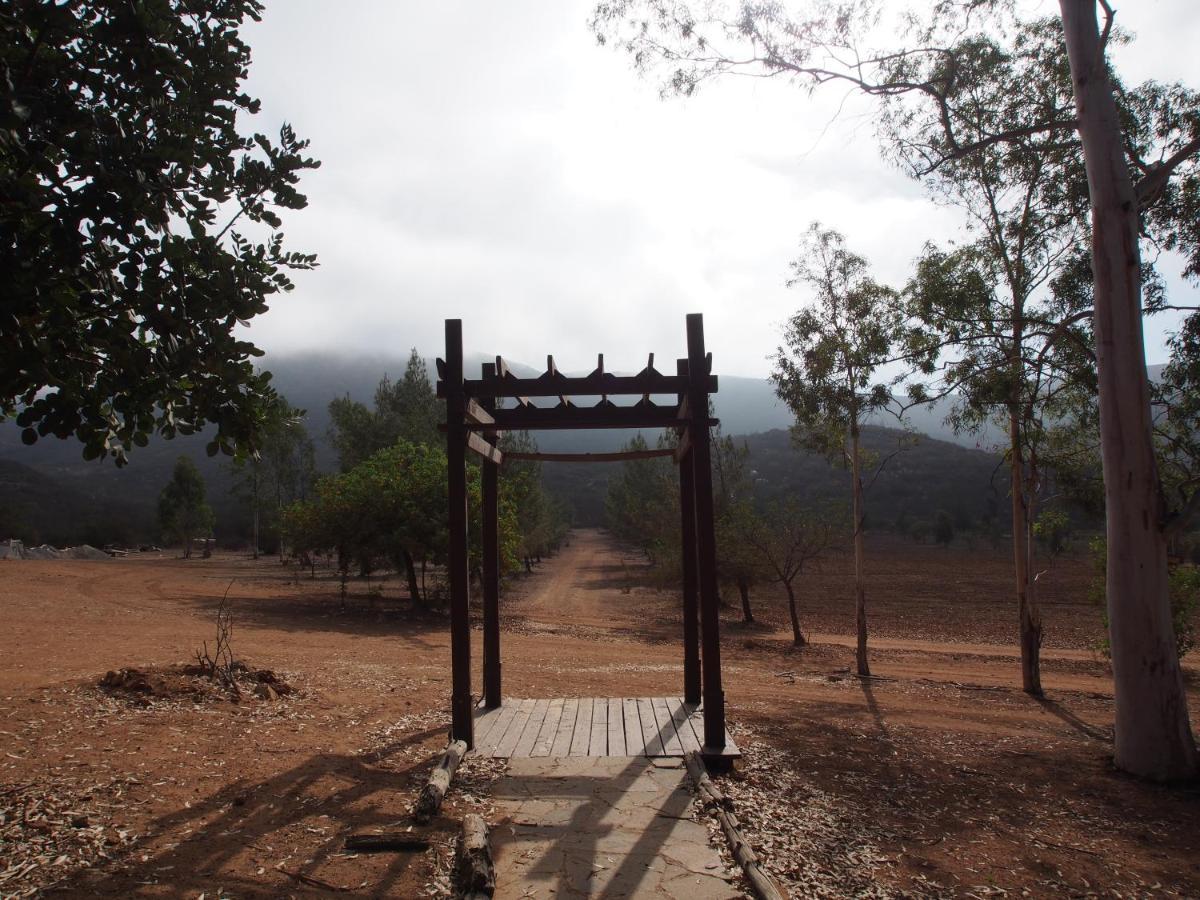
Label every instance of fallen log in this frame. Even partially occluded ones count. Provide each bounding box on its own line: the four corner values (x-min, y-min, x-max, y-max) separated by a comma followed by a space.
455, 813, 495, 899
716, 808, 784, 900
684, 751, 783, 900
413, 739, 468, 823
683, 750, 731, 810
344, 832, 431, 853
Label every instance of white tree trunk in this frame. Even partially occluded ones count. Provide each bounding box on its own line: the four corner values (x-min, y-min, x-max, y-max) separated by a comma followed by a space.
1009, 408, 1042, 695
851, 417, 870, 677
1059, 0, 1197, 779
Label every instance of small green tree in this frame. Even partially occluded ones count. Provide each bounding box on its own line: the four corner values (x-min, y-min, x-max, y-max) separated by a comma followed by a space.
745, 500, 838, 646
327, 350, 442, 472
158, 457, 215, 558
933, 510, 955, 548
229, 395, 315, 558
773, 223, 901, 676
604, 434, 676, 564
713, 430, 759, 623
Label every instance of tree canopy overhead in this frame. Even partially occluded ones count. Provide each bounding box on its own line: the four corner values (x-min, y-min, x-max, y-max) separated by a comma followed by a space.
1, 0, 319, 464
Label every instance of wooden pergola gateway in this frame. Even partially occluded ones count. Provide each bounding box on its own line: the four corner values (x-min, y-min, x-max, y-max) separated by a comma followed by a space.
436, 313, 733, 759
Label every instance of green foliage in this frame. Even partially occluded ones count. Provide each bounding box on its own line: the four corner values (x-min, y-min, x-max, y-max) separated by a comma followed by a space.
1, 0, 318, 463
228, 395, 315, 553
281, 441, 520, 605
932, 510, 955, 547
328, 351, 441, 471
158, 457, 214, 556
1090, 537, 1198, 660
773, 223, 901, 460
604, 434, 677, 563
500, 431, 570, 564
1033, 508, 1071, 557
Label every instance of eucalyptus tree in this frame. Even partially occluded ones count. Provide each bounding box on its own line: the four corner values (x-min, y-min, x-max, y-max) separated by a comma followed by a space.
1059, 0, 1199, 779
1, 0, 319, 464
592, 0, 1200, 780
773, 224, 901, 676
229, 395, 316, 558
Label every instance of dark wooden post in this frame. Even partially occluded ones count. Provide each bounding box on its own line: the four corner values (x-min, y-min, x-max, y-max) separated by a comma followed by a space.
444, 319, 474, 747
480, 363, 502, 709
686, 313, 725, 751
677, 359, 702, 706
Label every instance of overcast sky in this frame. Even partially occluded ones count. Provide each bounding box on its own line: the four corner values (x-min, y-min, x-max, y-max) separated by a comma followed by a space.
239, 0, 1200, 378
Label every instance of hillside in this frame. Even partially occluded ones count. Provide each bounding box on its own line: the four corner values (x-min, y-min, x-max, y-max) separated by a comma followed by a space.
0, 350, 1024, 545
541, 426, 1009, 529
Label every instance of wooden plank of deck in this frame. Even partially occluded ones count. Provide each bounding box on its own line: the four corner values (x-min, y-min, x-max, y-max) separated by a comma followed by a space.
473, 705, 504, 745
494, 699, 535, 758
606, 698, 627, 756
587, 696, 609, 756
475, 701, 518, 757
550, 698, 578, 757
636, 697, 665, 756
669, 697, 701, 754
569, 698, 593, 756
513, 699, 550, 758
531, 699, 563, 757
679, 698, 740, 757
651, 697, 684, 756
622, 698, 643, 756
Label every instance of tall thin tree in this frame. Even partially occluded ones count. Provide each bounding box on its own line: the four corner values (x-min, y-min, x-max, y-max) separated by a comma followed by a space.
773, 223, 901, 676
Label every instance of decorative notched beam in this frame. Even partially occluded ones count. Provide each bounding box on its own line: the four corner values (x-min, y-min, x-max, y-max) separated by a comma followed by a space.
439, 372, 717, 401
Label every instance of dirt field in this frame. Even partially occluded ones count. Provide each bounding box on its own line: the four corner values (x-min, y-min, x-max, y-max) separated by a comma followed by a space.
1, 528, 1198, 897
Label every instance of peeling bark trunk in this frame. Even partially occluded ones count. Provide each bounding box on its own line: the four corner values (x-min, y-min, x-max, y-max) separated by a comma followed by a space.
851, 416, 870, 677
251, 468, 259, 561
1010, 407, 1043, 696
1060, 0, 1197, 779
737, 577, 753, 623
785, 582, 805, 646
403, 549, 421, 606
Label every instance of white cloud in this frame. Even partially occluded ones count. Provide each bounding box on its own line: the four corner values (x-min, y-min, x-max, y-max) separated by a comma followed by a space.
238, 0, 1198, 378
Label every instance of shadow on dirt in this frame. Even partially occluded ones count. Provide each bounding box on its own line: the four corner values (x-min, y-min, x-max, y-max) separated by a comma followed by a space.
181, 580, 449, 650
61, 725, 451, 897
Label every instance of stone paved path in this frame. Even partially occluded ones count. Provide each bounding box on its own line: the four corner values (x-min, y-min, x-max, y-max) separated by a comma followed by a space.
488, 756, 742, 899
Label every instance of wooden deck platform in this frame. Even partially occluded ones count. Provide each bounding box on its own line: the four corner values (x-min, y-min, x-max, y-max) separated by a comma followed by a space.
471, 698, 740, 759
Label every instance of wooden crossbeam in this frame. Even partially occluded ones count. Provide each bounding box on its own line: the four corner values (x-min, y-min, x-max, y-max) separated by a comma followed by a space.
483, 405, 718, 431
505, 449, 675, 464
467, 432, 503, 465
465, 399, 494, 426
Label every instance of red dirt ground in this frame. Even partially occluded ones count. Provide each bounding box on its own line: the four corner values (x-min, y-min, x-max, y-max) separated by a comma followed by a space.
1, 528, 1198, 897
